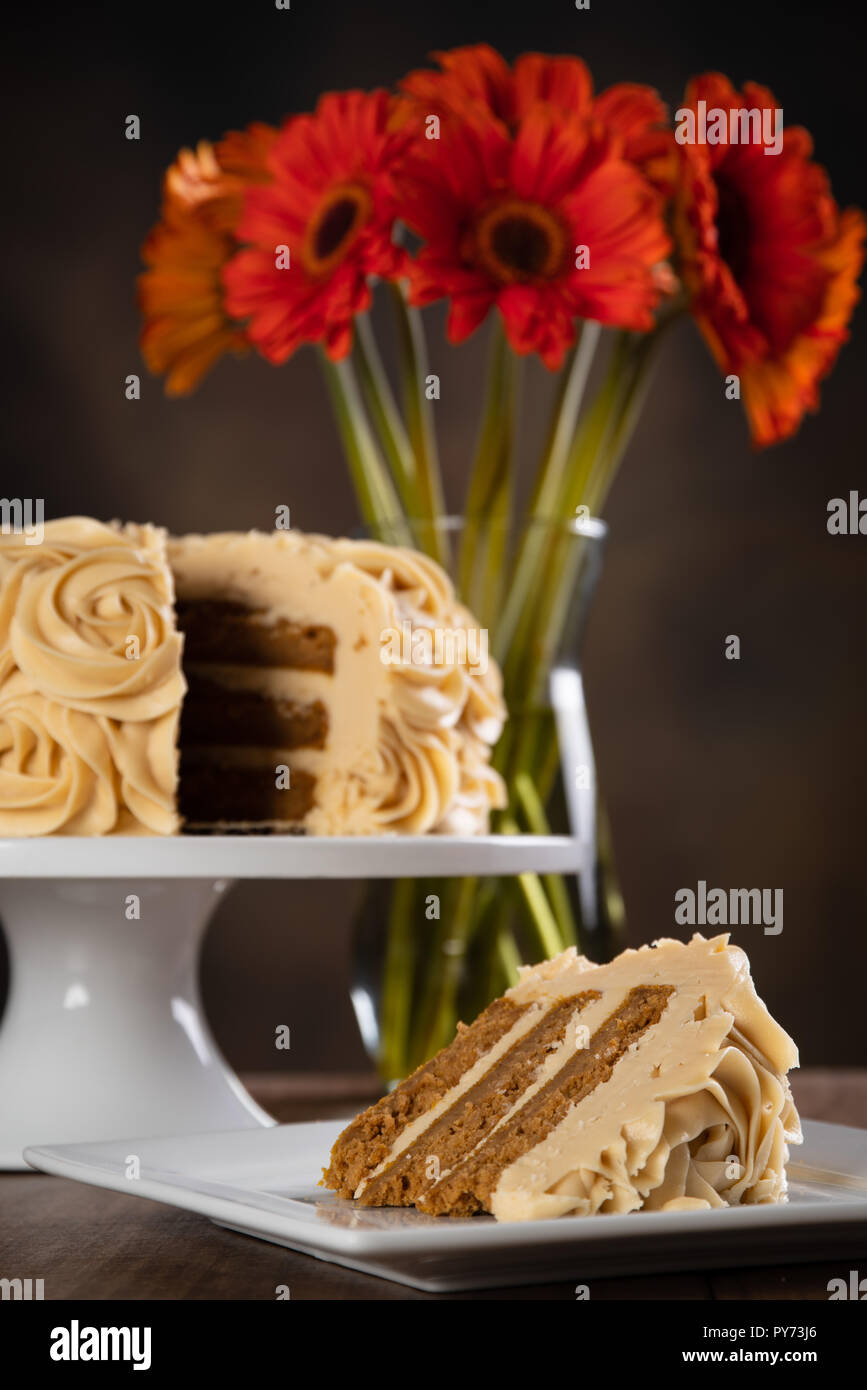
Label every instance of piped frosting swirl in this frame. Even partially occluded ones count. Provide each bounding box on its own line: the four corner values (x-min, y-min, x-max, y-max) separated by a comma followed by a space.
0, 518, 182, 834
328, 537, 506, 833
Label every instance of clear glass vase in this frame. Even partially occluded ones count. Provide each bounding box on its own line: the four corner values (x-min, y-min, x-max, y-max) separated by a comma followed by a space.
350, 515, 627, 1083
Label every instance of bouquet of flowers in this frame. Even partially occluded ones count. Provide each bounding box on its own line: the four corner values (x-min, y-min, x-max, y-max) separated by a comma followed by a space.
139, 46, 864, 1078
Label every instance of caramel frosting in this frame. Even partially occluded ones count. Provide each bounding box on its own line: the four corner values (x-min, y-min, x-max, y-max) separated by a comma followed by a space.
169, 531, 506, 834
490, 934, 801, 1220
0, 519, 182, 834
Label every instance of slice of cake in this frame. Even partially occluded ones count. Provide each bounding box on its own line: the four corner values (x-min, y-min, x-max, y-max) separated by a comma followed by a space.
323, 934, 801, 1220
0, 518, 506, 835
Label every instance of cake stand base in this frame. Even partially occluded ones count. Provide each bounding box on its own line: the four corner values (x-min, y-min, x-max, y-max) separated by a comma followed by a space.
0, 878, 274, 1169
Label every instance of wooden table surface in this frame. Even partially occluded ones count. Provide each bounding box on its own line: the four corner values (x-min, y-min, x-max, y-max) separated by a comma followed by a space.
2, 1069, 866, 1301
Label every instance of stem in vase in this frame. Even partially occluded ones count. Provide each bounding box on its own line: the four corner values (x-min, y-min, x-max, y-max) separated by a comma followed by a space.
500, 813, 564, 958
513, 772, 579, 946
458, 318, 520, 620
495, 320, 602, 663
353, 312, 421, 523
411, 875, 479, 1065
387, 282, 450, 570
378, 878, 417, 1082
319, 351, 410, 541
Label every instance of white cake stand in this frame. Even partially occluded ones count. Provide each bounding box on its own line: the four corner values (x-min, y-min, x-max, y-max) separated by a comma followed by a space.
0, 834, 585, 1168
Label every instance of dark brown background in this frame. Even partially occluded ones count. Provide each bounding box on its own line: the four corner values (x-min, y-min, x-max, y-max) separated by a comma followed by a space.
1, 0, 865, 1071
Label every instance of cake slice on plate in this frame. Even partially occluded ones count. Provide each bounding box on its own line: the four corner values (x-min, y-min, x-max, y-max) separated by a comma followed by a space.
323, 934, 801, 1220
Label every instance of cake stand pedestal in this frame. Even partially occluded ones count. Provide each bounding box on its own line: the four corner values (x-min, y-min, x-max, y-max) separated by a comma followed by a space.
0, 835, 584, 1169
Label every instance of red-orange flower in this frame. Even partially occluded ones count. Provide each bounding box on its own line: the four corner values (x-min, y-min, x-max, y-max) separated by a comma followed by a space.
398, 44, 676, 197
223, 91, 409, 364
674, 73, 865, 446
395, 104, 671, 368
138, 124, 276, 395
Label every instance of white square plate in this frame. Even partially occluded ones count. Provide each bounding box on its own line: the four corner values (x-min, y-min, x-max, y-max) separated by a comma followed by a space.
25, 1118, 867, 1292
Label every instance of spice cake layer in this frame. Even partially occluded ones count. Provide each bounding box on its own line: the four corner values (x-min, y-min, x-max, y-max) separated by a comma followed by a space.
323, 934, 801, 1221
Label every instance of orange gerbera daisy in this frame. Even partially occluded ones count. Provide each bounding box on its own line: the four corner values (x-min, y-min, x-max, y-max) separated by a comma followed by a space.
673, 73, 865, 447
139, 124, 276, 395
398, 44, 676, 197
222, 91, 409, 364
395, 104, 671, 369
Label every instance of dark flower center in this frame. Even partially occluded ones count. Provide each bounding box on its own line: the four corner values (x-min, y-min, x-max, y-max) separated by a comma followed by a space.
472, 200, 567, 284
303, 183, 372, 276
714, 171, 752, 285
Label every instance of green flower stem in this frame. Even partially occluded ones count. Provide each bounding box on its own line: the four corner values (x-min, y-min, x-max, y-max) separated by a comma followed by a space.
353, 312, 421, 522
379, 878, 417, 1082
558, 330, 634, 515
500, 331, 636, 719
320, 352, 410, 542
476, 890, 522, 1003
495, 320, 602, 664
520, 331, 663, 693
458, 320, 520, 619
412, 876, 479, 1064
387, 282, 450, 570
535, 713, 563, 806
493, 907, 522, 989
514, 772, 578, 946
500, 812, 564, 959
583, 329, 665, 517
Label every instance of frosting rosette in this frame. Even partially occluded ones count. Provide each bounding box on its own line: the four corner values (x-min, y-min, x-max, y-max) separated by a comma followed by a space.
330, 537, 507, 833
0, 688, 118, 835
0, 687, 179, 836
8, 520, 185, 720
538, 1020, 801, 1217
0, 518, 184, 835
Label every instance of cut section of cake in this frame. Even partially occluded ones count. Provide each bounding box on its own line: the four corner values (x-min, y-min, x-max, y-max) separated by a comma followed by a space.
323, 934, 801, 1220
168, 529, 505, 833
0, 518, 506, 834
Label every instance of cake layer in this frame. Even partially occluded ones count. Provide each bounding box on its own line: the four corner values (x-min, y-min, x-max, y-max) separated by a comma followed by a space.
323, 995, 533, 1200
356, 990, 603, 1209
177, 600, 336, 672
178, 757, 315, 825
180, 672, 328, 750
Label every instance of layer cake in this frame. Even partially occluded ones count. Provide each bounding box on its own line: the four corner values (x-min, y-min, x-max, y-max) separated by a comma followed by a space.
323, 934, 801, 1220
0, 518, 506, 834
